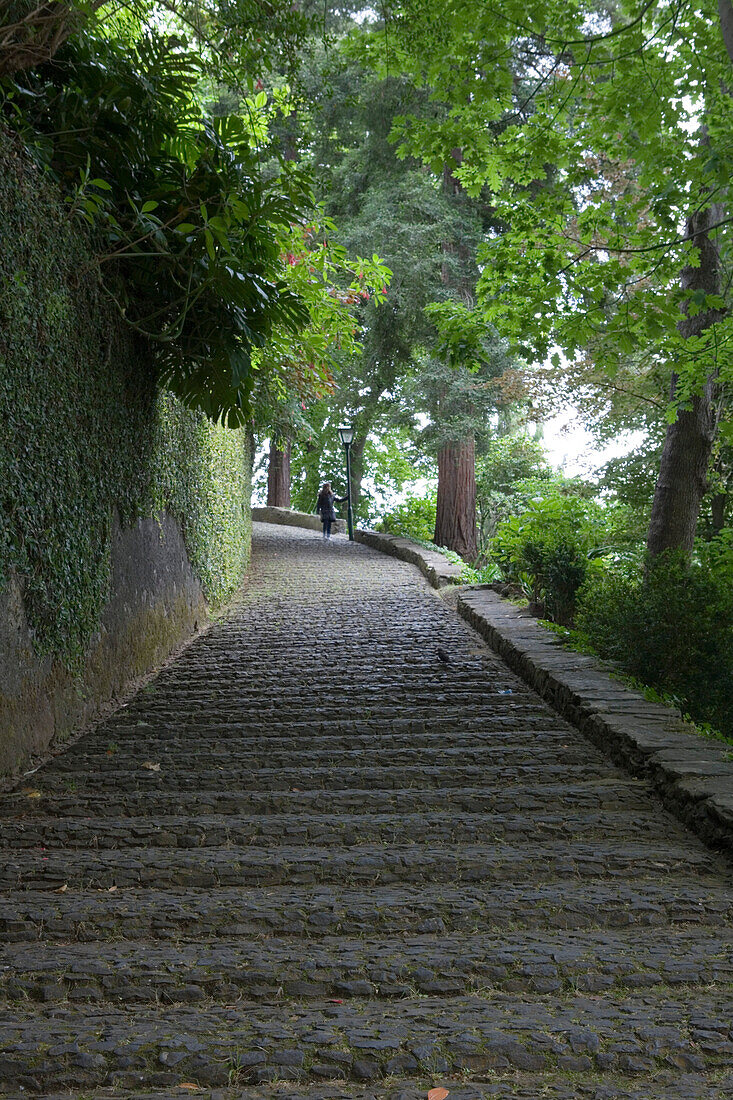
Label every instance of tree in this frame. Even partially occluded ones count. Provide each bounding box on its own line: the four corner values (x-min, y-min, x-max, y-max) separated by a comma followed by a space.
1, 2, 389, 428
406, 301, 518, 558
266, 440, 292, 507
647, 198, 728, 555
290, 44, 485, 518
359, 0, 733, 555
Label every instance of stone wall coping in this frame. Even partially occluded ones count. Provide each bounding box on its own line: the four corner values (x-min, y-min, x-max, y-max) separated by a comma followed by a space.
457, 585, 733, 857
354, 529, 464, 588
356, 530, 732, 856
252, 506, 346, 533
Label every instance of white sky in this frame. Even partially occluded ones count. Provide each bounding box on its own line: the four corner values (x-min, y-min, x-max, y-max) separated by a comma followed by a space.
541, 407, 646, 478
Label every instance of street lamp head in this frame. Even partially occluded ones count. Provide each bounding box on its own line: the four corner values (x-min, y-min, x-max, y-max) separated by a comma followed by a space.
338, 425, 354, 446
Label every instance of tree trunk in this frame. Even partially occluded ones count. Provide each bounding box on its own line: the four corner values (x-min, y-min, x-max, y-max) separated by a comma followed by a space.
646, 202, 725, 557
434, 437, 477, 559
719, 0, 733, 64
433, 150, 478, 560
349, 435, 366, 509
711, 492, 728, 534
266, 439, 291, 508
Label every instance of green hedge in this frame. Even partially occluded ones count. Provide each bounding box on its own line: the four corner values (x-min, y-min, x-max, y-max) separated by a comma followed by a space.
0, 129, 250, 667
576, 544, 733, 738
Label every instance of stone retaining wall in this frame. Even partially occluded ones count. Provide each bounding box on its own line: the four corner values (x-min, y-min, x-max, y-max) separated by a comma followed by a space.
0, 512, 206, 777
252, 506, 346, 533
355, 530, 464, 588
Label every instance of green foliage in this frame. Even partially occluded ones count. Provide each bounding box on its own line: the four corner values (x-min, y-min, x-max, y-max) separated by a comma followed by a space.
2, 28, 318, 425
475, 432, 553, 549
0, 131, 250, 665
378, 492, 437, 542
575, 541, 733, 737
490, 489, 636, 624
362, 0, 733, 401
151, 395, 251, 607
287, 49, 495, 508
405, 314, 518, 457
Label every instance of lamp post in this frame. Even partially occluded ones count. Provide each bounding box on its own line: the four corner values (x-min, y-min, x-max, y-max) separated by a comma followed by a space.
337, 425, 355, 541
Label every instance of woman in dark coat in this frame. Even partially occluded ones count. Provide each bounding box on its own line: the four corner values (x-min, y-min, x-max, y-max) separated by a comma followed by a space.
316, 482, 346, 539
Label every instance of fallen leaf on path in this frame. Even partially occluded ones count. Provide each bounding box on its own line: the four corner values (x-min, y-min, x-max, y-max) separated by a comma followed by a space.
55, 884, 68, 893
108, 885, 118, 892
327, 998, 344, 1004
141, 761, 161, 772
428, 1089, 449, 1100
22, 788, 42, 799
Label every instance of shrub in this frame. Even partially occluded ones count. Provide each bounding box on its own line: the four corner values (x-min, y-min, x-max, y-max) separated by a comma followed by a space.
575, 539, 733, 734
378, 492, 437, 543
490, 491, 630, 624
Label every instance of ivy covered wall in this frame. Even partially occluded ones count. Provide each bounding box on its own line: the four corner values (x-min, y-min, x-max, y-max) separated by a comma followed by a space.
0, 129, 251, 771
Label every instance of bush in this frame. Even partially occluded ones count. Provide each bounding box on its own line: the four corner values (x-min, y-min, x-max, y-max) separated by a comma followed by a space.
576, 539, 733, 734
490, 491, 632, 625
378, 492, 437, 543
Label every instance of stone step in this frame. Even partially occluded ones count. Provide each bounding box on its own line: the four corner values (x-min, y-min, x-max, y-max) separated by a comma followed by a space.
103, 702, 557, 724
97, 708, 550, 733
36, 1076, 733, 1100
42, 741, 609, 778
0, 839, 720, 892
1, 878, 729, 944
0, 806, 686, 851
0, 779, 654, 822
117, 666, 526, 688
3, 928, 731, 1006
112, 692, 539, 720
70, 718, 572, 752
20, 761, 615, 794
1, 991, 731, 1091
115, 675, 532, 692
3, 526, 730, 1100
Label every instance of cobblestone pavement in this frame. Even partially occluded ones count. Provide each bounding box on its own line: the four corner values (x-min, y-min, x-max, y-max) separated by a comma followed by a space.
1, 522, 733, 1099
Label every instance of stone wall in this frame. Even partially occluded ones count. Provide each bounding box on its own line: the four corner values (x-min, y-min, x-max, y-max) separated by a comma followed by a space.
0, 513, 207, 776
0, 130, 251, 777
252, 506, 346, 533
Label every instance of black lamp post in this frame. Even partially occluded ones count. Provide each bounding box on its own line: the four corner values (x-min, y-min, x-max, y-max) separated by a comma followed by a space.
337, 425, 355, 541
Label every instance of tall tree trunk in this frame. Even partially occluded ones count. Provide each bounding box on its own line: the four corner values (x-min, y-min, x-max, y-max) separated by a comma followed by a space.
435, 438, 477, 559
435, 149, 478, 559
720, 0, 733, 64
349, 435, 366, 509
266, 439, 291, 508
646, 202, 725, 557
711, 492, 728, 534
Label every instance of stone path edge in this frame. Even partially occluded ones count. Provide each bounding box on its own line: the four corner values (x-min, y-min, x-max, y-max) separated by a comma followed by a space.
356, 528, 733, 858
355, 529, 464, 587
252, 506, 346, 534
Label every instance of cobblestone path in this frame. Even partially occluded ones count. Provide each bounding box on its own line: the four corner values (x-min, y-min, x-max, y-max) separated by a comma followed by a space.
1, 522, 733, 1099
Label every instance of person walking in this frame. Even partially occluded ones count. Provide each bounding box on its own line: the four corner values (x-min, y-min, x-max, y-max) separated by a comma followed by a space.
315, 482, 346, 539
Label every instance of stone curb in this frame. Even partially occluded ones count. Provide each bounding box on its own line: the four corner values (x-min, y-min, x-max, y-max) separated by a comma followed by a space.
354, 531, 733, 856
354, 529, 464, 588
457, 586, 733, 858
252, 506, 346, 533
